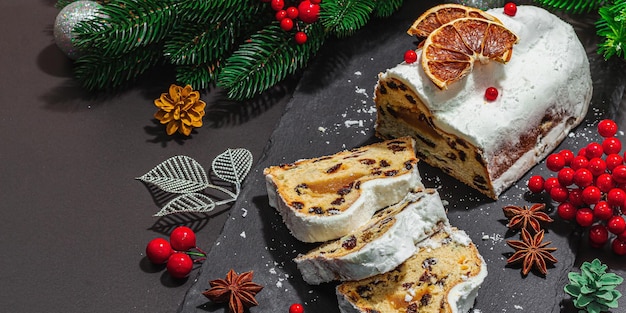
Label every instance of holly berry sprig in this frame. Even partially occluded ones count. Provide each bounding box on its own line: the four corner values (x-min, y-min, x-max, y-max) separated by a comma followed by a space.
527, 119, 626, 255
262, 0, 321, 44
145, 226, 208, 279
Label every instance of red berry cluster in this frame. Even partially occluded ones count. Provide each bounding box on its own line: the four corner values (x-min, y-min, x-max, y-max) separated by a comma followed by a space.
145, 226, 207, 278
528, 119, 626, 255
263, 0, 321, 44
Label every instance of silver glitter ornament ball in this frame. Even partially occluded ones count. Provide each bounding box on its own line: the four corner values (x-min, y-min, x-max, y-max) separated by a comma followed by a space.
54, 1, 104, 60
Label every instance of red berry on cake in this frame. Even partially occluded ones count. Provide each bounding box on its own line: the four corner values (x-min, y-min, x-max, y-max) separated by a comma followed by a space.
484, 87, 498, 101
504, 2, 517, 16
589, 224, 609, 245
611, 238, 626, 255
557, 202, 577, 220
527, 175, 545, 193
146, 238, 173, 264
294, 31, 308, 45
404, 50, 417, 64
289, 303, 304, 313
598, 119, 618, 138
167, 253, 194, 278
280, 18, 294, 31
170, 226, 196, 251
575, 208, 594, 227
593, 201, 614, 220
608, 215, 626, 234
298, 1, 320, 24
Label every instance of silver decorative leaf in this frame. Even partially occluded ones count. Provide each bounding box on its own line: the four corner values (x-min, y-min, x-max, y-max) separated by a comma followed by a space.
211, 148, 253, 185
154, 193, 216, 216
136, 155, 209, 193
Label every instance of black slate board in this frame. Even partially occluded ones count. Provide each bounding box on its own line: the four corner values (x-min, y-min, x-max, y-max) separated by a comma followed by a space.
179, 1, 626, 312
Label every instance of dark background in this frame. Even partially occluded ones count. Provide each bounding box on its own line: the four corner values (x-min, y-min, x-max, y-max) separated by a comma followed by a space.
3, 1, 626, 313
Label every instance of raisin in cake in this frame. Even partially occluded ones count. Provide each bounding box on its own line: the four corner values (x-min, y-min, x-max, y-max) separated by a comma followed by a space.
374, 5, 592, 199
264, 137, 422, 243
295, 189, 448, 284
336, 227, 487, 313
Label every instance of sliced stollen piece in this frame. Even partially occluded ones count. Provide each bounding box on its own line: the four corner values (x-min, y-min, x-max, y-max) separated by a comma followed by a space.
336, 227, 487, 313
264, 137, 422, 243
295, 189, 449, 285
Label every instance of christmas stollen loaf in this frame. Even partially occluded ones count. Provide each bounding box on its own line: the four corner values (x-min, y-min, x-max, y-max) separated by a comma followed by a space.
295, 188, 448, 285
336, 227, 487, 313
374, 5, 592, 199
264, 137, 422, 243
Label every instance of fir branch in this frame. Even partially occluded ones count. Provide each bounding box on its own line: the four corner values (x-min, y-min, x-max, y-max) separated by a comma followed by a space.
217, 23, 325, 100
177, 0, 263, 24
373, 0, 404, 18
74, 45, 162, 90
320, 0, 376, 38
175, 61, 220, 90
73, 0, 181, 57
533, 0, 606, 14
597, 0, 626, 60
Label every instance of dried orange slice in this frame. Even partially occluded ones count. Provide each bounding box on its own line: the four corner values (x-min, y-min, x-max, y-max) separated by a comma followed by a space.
421, 17, 519, 89
407, 3, 501, 39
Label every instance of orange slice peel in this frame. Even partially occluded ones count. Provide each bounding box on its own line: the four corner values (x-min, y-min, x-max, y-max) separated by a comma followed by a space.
407, 3, 501, 39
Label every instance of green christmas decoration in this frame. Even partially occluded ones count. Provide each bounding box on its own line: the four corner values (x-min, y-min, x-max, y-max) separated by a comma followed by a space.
564, 258, 623, 313
53, 0, 403, 100
533, 0, 626, 61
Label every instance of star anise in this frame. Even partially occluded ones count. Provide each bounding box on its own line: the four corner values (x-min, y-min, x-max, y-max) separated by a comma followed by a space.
202, 269, 264, 313
506, 228, 557, 276
502, 203, 553, 233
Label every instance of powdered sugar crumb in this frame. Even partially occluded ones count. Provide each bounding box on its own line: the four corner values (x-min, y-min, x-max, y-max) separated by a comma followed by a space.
240, 231, 246, 238
241, 208, 248, 217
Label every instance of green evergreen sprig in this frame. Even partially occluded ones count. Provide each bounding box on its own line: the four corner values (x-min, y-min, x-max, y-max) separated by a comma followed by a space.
597, 0, 626, 60
320, 0, 375, 38
217, 22, 325, 100
533, 0, 605, 14
373, 0, 405, 18
564, 259, 623, 313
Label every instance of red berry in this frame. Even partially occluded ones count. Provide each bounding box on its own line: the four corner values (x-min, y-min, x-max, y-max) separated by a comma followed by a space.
557, 202, 577, 220
588, 157, 607, 176
570, 155, 589, 170
606, 154, 624, 171
280, 18, 294, 31
612, 238, 626, 255
270, 0, 284, 11
575, 208, 594, 227
608, 215, 626, 234
573, 168, 594, 187
484, 87, 498, 101
286, 6, 299, 19
310, 0, 321, 3
613, 165, 626, 184
146, 238, 173, 264
543, 177, 561, 194
298, 0, 320, 24
289, 303, 305, 313
586, 142, 604, 159
607, 188, 626, 208
594, 201, 614, 220
404, 50, 417, 64
294, 31, 307, 44
275, 9, 287, 21
598, 119, 618, 138
596, 173, 615, 192
550, 186, 569, 203
582, 185, 602, 205
603, 137, 622, 155
546, 153, 565, 172
167, 253, 193, 279
527, 175, 545, 193
170, 226, 196, 251
559, 149, 574, 166
557, 168, 575, 186
618, 228, 626, 241
568, 188, 584, 207
503, 2, 517, 16
589, 224, 609, 245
